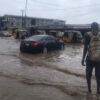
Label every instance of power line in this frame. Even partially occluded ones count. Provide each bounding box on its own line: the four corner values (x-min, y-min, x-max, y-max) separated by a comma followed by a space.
25, 0, 28, 27
30, 0, 100, 11
32, 0, 59, 6
21, 10, 24, 28
30, 0, 65, 10
31, 0, 60, 8
25, 0, 28, 17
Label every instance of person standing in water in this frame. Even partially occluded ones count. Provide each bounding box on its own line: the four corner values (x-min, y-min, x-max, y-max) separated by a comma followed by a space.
82, 22, 100, 94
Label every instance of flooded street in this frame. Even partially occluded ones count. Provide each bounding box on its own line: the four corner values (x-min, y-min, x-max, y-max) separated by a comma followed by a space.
0, 37, 100, 100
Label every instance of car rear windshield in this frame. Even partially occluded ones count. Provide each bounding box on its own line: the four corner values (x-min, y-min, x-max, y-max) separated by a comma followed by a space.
26, 35, 45, 41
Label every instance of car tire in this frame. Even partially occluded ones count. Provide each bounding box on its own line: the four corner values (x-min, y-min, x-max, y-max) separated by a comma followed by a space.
43, 47, 48, 53
20, 48, 25, 53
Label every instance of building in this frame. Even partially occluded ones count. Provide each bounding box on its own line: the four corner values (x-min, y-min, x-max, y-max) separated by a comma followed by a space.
2, 15, 65, 29
0, 16, 3, 30
0, 16, 2, 29
66, 24, 100, 29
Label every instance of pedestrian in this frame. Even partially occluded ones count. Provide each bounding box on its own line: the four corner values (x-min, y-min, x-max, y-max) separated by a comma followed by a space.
81, 22, 100, 94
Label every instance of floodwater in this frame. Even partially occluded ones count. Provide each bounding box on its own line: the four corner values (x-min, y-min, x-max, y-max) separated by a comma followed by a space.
0, 37, 100, 100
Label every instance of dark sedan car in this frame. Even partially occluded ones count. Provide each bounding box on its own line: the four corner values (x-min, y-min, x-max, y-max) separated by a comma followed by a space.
20, 35, 64, 53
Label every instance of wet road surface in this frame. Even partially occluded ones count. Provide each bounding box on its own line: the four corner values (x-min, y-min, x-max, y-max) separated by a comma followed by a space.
0, 37, 100, 100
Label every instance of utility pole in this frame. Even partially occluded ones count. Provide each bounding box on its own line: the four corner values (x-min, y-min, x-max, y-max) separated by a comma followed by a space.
25, 0, 28, 28
21, 10, 24, 28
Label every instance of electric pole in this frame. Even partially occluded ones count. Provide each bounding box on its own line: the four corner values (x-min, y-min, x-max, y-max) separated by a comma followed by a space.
25, 0, 28, 28
21, 10, 24, 28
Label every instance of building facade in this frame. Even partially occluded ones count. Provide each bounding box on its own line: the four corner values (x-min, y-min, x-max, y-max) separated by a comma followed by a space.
2, 15, 65, 29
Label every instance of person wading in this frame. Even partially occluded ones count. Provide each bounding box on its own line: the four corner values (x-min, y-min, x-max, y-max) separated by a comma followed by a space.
82, 22, 100, 94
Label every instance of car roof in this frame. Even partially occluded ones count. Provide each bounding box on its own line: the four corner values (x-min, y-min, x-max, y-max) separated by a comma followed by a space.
25, 35, 55, 41
0, 31, 9, 33
33, 35, 54, 38
33, 35, 48, 36
36, 35, 55, 38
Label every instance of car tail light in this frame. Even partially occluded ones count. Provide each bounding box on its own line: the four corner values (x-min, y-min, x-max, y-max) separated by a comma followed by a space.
21, 41, 24, 45
5, 34, 7, 36
32, 42, 39, 46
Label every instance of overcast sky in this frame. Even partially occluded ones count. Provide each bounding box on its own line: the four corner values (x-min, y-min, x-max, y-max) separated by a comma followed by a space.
0, 0, 100, 24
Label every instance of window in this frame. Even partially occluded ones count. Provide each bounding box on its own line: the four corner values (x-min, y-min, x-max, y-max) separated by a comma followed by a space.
31, 19, 36, 25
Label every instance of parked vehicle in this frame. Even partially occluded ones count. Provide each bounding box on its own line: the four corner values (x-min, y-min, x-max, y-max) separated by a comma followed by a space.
48, 31, 57, 37
14, 29, 28, 39
36, 30, 46, 35
57, 30, 83, 43
20, 35, 64, 53
0, 31, 12, 37
8, 27, 17, 35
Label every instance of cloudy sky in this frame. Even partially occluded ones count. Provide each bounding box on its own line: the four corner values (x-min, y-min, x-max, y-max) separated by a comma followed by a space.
0, 0, 100, 24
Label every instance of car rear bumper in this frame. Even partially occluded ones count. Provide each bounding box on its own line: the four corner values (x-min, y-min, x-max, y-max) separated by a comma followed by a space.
20, 46, 42, 53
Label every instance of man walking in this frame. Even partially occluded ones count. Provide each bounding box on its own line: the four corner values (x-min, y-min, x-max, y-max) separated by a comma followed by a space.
82, 22, 100, 94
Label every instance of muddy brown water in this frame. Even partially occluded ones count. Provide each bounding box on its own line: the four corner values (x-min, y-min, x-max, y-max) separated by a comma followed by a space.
0, 37, 99, 100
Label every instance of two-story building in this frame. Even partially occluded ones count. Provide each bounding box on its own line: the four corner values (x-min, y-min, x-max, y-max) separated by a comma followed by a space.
2, 15, 65, 29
